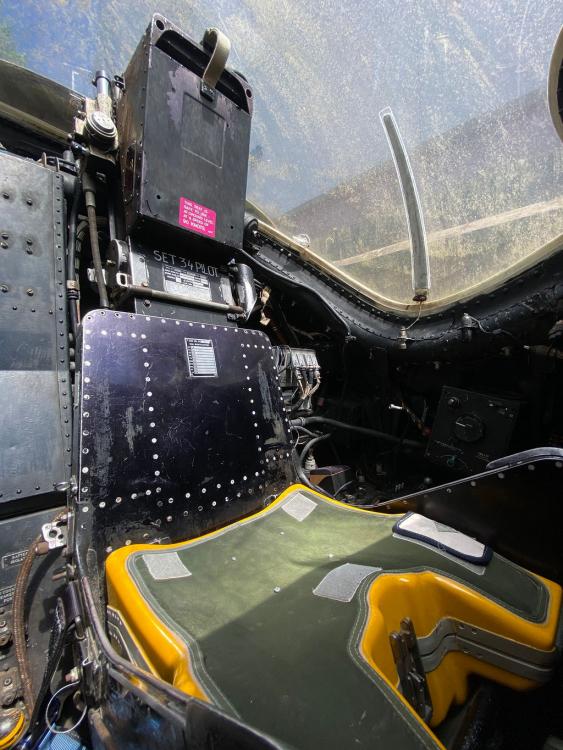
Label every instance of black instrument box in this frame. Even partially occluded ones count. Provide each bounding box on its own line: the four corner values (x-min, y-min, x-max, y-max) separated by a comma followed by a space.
426, 386, 519, 472
117, 14, 253, 252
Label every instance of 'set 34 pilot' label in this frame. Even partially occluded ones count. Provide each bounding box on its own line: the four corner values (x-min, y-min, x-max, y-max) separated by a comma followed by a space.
152, 250, 218, 276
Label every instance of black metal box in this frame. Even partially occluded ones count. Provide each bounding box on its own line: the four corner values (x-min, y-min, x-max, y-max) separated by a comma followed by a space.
426, 386, 519, 473
118, 14, 253, 252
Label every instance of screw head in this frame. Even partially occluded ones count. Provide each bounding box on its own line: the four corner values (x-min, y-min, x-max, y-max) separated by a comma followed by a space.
26, 288, 34, 296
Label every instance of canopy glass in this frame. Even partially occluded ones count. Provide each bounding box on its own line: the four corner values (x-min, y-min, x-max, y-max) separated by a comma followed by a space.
1, 0, 561, 306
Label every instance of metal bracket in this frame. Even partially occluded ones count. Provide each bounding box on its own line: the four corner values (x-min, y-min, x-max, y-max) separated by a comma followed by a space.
0, 667, 21, 707
87, 266, 108, 285
231, 262, 258, 320
115, 271, 244, 315
42, 519, 68, 550
417, 617, 556, 683
0, 612, 12, 649
389, 617, 432, 722
200, 80, 216, 102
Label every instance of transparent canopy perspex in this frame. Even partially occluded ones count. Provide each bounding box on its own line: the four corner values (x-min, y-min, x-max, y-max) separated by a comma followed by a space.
1, 0, 561, 307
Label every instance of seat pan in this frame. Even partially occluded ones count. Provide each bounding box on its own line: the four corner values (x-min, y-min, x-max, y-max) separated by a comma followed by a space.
106, 485, 561, 750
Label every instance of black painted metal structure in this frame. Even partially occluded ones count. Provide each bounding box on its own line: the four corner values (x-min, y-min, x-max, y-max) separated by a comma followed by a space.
74, 310, 293, 560
0, 152, 71, 516
425, 386, 520, 473
389, 448, 563, 582
242, 217, 563, 361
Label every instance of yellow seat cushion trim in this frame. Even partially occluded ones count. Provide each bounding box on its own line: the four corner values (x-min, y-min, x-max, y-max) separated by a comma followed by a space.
359, 571, 561, 726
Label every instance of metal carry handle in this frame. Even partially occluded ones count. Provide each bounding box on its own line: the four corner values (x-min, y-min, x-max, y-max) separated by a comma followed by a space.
201, 27, 231, 90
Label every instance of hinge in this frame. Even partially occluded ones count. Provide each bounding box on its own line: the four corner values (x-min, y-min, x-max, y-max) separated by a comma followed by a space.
389, 617, 433, 722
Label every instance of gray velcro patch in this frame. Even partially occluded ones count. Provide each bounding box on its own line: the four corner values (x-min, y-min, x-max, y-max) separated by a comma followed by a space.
282, 492, 317, 522
313, 563, 381, 602
143, 551, 192, 581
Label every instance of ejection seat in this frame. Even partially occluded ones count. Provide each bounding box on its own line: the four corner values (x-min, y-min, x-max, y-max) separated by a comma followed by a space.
77, 311, 562, 749
106, 486, 561, 750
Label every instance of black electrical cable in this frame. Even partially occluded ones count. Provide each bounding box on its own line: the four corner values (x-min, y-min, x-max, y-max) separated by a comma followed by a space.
83, 174, 109, 309
292, 416, 423, 450
291, 425, 320, 438
239, 239, 352, 339
86, 204, 109, 308
107, 183, 117, 242
333, 479, 355, 497
291, 448, 336, 499
299, 432, 332, 465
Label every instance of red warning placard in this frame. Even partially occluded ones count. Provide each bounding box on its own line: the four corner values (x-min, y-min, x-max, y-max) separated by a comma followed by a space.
178, 197, 216, 238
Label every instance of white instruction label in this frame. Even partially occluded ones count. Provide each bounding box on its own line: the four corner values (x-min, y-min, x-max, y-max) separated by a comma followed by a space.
185, 338, 218, 378
163, 263, 212, 301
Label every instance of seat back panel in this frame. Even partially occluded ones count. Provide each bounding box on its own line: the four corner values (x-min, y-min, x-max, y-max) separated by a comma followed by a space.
77, 311, 293, 555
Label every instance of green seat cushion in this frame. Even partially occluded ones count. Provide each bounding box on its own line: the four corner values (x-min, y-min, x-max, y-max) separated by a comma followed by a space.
123, 488, 549, 750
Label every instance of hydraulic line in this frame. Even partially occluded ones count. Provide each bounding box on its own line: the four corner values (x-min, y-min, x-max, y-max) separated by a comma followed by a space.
291, 416, 423, 450
12, 511, 66, 717
13, 532, 43, 711
82, 173, 109, 308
